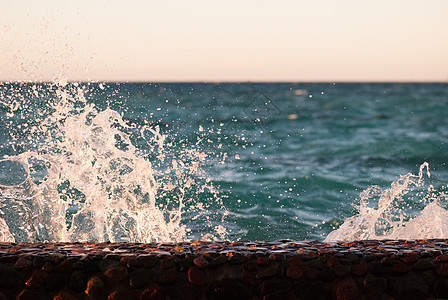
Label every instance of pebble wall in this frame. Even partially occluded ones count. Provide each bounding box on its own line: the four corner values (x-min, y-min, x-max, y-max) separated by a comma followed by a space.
1, 240, 448, 299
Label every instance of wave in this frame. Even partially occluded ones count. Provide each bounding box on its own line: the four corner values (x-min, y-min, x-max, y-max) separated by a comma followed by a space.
326, 162, 448, 241
0, 82, 226, 243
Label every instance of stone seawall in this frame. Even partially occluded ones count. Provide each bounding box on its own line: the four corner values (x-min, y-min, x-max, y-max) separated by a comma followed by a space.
1, 240, 448, 299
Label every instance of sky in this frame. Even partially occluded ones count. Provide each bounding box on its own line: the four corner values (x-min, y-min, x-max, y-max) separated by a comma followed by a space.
1, 0, 448, 82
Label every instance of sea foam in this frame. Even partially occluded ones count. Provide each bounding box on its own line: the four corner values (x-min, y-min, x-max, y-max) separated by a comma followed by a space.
326, 162, 448, 241
0, 82, 225, 243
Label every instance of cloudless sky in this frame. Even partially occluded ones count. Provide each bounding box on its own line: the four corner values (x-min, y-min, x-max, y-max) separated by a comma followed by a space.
1, 0, 448, 82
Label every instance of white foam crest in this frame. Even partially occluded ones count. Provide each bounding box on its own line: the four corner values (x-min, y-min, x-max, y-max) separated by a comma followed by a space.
326, 162, 448, 242
0, 82, 225, 243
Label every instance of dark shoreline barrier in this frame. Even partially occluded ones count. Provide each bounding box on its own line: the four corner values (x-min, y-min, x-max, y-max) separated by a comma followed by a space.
1, 240, 448, 299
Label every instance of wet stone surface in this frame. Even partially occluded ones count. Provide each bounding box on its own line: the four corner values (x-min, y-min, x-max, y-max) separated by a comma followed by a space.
1, 239, 448, 299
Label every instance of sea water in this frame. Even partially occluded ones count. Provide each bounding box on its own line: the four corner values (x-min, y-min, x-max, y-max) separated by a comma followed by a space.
0, 82, 447, 242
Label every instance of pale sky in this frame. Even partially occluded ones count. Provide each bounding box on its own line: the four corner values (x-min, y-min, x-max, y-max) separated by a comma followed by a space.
1, 0, 448, 82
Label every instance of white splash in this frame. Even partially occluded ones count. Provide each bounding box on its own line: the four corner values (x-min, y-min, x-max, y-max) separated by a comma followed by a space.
326, 162, 448, 242
0, 82, 225, 243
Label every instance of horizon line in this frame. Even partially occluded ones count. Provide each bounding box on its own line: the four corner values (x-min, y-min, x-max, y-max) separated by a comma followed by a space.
1, 79, 447, 84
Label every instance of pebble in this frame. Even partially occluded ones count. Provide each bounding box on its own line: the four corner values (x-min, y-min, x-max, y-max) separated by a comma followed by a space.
69, 271, 86, 293
129, 269, 153, 288
268, 253, 285, 262
288, 256, 303, 266
42, 261, 54, 272
193, 257, 209, 268
14, 256, 32, 270
25, 269, 47, 288
54, 259, 72, 273
104, 266, 128, 281
44, 272, 66, 292
333, 278, 361, 300
85, 276, 105, 298
140, 283, 164, 300
160, 257, 176, 269
53, 291, 79, 300
188, 266, 207, 286
107, 286, 133, 300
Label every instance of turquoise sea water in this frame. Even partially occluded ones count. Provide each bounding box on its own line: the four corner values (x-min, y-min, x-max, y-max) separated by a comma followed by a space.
1, 82, 447, 242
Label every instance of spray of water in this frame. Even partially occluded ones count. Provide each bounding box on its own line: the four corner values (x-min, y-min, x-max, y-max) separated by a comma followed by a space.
0, 82, 226, 243
326, 162, 448, 241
